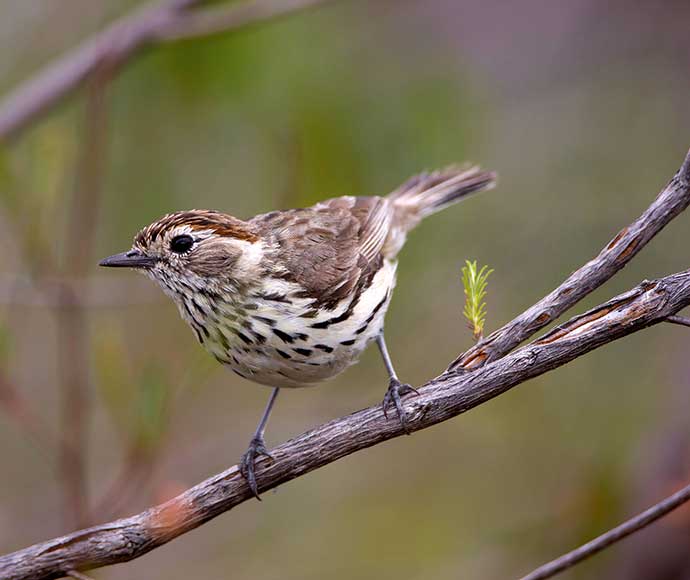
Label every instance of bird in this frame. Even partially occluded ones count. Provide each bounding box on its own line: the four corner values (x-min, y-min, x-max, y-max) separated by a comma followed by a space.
100, 165, 496, 497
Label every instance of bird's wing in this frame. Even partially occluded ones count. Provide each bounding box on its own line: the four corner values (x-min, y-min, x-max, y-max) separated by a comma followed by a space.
252, 196, 391, 309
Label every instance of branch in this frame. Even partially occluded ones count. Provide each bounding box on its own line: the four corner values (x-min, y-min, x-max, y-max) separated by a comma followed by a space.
450, 150, 690, 370
519, 482, 690, 580
0, 0, 338, 141
2, 268, 690, 579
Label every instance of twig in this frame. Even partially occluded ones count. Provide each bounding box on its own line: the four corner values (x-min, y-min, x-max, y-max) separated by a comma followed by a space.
2, 268, 690, 580
666, 314, 690, 328
0, 0, 339, 141
450, 150, 690, 370
519, 482, 690, 580
66, 571, 95, 580
153, 0, 339, 41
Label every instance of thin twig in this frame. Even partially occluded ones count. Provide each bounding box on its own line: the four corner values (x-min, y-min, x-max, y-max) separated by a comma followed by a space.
2, 268, 690, 580
153, 0, 339, 41
519, 482, 690, 580
0, 0, 338, 141
66, 571, 95, 580
666, 314, 690, 327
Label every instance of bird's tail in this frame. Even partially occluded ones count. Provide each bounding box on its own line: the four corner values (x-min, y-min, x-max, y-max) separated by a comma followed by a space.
388, 165, 496, 226
382, 165, 496, 258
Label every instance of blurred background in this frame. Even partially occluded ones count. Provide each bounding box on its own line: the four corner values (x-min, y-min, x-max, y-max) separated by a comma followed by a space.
2, 0, 690, 578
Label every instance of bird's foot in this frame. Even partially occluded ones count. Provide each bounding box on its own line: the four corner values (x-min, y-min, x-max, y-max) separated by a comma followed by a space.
239, 435, 274, 500
382, 377, 419, 434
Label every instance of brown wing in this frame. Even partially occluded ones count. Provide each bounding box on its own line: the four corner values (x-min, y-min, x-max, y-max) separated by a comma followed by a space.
252, 196, 391, 309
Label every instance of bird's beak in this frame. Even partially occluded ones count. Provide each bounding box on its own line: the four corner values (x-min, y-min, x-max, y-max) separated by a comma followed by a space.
99, 249, 158, 269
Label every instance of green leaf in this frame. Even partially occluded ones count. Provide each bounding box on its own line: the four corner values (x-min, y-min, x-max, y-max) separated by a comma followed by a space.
461, 260, 493, 341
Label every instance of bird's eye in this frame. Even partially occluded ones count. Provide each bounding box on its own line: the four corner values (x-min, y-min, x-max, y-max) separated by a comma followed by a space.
169, 234, 194, 254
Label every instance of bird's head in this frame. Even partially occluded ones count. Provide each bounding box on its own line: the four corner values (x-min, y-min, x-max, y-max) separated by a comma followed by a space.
99, 210, 263, 296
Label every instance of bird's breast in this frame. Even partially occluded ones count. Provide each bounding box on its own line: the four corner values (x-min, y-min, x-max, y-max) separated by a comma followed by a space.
193, 259, 398, 388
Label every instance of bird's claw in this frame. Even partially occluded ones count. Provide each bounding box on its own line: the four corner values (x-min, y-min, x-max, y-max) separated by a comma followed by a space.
382, 377, 419, 434
239, 435, 274, 500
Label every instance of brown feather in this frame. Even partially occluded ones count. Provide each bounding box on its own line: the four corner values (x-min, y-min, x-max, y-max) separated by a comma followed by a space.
135, 210, 258, 245
253, 196, 388, 310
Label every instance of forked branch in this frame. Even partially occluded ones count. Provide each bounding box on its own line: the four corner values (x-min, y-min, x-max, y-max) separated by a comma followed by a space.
451, 150, 690, 370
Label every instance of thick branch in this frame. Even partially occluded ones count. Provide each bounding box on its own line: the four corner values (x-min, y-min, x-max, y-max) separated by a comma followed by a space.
2, 269, 690, 580
519, 482, 690, 580
0, 0, 336, 141
450, 150, 690, 370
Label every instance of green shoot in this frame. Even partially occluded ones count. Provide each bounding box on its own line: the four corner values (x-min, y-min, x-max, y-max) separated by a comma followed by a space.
462, 260, 493, 341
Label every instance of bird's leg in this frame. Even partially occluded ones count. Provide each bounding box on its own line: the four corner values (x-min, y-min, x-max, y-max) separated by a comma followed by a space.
240, 387, 280, 499
376, 333, 419, 434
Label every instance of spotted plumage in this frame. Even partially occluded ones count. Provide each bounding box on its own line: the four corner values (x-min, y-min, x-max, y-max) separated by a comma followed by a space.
100, 165, 497, 496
